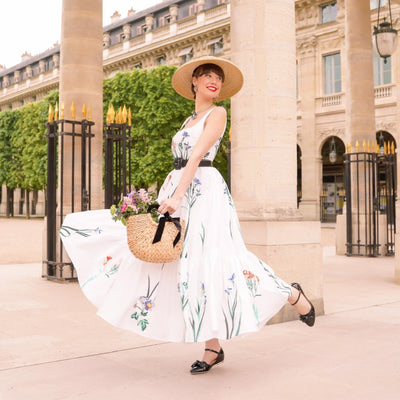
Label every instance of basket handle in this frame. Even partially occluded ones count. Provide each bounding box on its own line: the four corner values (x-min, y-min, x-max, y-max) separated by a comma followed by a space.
148, 203, 182, 247
147, 204, 160, 213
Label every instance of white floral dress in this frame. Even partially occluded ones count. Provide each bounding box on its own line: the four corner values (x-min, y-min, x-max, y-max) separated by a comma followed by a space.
61, 107, 292, 343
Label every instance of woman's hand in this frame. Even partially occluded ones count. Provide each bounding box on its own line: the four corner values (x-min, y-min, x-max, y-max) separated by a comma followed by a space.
158, 197, 182, 215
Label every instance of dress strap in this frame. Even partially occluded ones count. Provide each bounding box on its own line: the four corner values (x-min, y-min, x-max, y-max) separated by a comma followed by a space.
179, 116, 192, 131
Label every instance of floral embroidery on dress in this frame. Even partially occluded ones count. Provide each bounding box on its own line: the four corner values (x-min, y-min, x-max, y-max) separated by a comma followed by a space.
172, 131, 191, 160
223, 273, 242, 339
179, 279, 207, 342
223, 180, 234, 208
259, 259, 292, 296
131, 275, 160, 331
181, 178, 202, 258
243, 269, 261, 322
81, 256, 121, 289
60, 225, 102, 237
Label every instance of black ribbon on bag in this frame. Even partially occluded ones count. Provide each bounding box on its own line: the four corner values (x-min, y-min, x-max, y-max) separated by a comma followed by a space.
147, 204, 182, 247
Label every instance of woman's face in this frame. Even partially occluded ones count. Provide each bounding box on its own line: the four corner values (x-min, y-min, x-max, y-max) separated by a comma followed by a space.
192, 71, 223, 100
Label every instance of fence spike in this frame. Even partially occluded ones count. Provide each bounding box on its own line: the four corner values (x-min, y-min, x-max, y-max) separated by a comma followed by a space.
128, 107, 132, 126
60, 102, 65, 119
71, 101, 76, 121
122, 105, 127, 123
54, 102, 59, 121
82, 103, 87, 120
355, 140, 359, 152
110, 105, 115, 123
48, 104, 54, 122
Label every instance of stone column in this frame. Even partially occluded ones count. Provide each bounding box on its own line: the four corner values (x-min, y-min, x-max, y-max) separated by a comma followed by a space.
336, 0, 377, 255
344, 0, 376, 143
59, 0, 103, 211
297, 36, 320, 220
230, 0, 323, 322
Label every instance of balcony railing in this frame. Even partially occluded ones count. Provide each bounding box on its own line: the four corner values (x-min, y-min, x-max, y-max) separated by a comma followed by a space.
322, 94, 342, 107
374, 84, 395, 99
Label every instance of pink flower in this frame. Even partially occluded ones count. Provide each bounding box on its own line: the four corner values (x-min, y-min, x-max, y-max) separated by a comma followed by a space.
120, 203, 127, 213
138, 188, 150, 203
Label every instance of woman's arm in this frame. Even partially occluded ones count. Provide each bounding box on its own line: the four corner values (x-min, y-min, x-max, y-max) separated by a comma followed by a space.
158, 106, 227, 214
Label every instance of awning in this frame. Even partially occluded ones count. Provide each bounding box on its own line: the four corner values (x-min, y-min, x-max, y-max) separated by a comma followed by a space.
178, 46, 193, 57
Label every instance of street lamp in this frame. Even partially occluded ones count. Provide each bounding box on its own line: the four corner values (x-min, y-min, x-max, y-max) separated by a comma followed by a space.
373, 0, 398, 63
379, 131, 385, 154
329, 137, 337, 163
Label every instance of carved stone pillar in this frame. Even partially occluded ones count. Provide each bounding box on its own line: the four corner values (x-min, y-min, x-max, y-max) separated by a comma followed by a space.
52, 54, 60, 68
145, 14, 154, 31
59, 0, 103, 210
344, 0, 376, 143
230, 0, 323, 322
39, 60, 46, 74
297, 36, 320, 220
169, 4, 179, 22
103, 32, 111, 48
26, 66, 32, 78
197, 0, 205, 13
123, 24, 131, 41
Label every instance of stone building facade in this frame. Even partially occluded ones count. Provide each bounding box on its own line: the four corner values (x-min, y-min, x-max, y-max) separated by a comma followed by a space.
0, 0, 399, 230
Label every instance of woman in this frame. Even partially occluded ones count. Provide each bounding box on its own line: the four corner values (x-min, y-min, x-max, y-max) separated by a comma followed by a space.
61, 56, 315, 375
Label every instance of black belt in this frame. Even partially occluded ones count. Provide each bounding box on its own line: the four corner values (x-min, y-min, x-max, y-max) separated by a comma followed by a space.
173, 158, 213, 170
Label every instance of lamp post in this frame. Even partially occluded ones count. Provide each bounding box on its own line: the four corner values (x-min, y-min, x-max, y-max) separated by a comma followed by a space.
373, 0, 398, 63
329, 137, 337, 163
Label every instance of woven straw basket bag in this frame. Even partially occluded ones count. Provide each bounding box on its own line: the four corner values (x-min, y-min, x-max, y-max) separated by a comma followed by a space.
126, 208, 185, 263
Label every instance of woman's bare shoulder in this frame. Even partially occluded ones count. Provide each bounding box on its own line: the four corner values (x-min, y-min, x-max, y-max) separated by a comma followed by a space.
209, 106, 227, 120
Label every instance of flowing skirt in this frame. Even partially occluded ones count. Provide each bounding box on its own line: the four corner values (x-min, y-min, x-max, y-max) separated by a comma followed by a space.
61, 167, 292, 342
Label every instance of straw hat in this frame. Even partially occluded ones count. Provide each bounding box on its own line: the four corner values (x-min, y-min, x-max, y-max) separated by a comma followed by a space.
171, 56, 243, 101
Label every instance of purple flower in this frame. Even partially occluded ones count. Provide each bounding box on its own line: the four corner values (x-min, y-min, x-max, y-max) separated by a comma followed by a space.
139, 296, 154, 310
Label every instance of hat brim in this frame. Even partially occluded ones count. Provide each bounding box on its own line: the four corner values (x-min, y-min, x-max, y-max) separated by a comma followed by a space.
171, 56, 243, 101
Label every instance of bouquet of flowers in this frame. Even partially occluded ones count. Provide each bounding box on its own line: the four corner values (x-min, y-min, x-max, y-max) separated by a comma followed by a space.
110, 188, 158, 225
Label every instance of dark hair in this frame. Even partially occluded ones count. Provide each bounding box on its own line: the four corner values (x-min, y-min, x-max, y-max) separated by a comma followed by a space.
191, 63, 225, 98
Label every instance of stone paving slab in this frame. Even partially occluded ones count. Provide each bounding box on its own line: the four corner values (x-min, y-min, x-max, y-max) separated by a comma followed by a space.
0, 255, 399, 400
0, 218, 44, 264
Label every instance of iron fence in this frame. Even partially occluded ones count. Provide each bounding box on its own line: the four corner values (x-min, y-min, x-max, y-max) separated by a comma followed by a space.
344, 151, 396, 256
43, 118, 94, 281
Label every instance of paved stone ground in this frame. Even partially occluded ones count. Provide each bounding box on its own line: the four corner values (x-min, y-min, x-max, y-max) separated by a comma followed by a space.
0, 219, 399, 400
0, 217, 44, 264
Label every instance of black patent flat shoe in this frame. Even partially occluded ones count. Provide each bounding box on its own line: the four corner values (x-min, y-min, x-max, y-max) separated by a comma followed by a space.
190, 348, 224, 374
290, 283, 315, 327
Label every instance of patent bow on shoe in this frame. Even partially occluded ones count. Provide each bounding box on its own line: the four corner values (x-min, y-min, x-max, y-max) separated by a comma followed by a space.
190, 348, 224, 374
290, 282, 315, 327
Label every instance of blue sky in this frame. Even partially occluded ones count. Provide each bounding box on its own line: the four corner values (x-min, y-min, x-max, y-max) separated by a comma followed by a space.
0, 0, 162, 69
